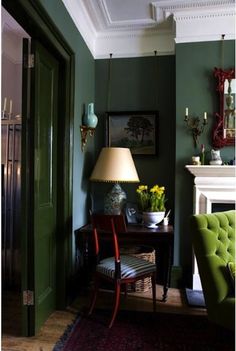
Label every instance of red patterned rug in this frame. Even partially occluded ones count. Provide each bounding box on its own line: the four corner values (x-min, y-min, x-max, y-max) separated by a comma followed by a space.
53, 310, 234, 351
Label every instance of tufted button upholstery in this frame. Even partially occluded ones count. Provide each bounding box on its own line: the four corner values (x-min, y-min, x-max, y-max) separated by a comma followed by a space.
190, 210, 235, 331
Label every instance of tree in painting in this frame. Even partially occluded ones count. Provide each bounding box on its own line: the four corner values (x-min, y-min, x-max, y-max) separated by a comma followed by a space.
124, 116, 154, 144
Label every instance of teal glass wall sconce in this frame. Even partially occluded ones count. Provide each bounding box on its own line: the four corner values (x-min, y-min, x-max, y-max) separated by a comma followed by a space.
80, 103, 98, 151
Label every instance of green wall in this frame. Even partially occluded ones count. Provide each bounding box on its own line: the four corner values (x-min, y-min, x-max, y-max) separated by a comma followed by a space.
38, 0, 96, 266
175, 40, 235, 286
31, 1, 236, 288
94, 42, 235, 287
93, 56, 176, 218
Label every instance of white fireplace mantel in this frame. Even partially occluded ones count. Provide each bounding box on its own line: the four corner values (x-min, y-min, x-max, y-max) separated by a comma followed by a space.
186, 165, 236, 290
186, 165, 236, 178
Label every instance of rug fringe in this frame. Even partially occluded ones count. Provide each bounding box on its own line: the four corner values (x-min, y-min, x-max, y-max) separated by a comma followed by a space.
52, 314, 81, 351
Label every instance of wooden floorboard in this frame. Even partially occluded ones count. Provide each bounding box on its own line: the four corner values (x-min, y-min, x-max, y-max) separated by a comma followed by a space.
1, 286, 206, 351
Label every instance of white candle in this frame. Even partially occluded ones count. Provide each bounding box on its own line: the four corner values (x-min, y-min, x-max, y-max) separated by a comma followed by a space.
9, 99, 12, 114
185, 107, 189, 116
204, 112, 207, 120
3, 97, 7, 111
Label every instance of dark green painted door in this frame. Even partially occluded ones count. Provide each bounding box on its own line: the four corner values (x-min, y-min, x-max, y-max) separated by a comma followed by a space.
33, 40, 59, 334
21, 39, 59, 335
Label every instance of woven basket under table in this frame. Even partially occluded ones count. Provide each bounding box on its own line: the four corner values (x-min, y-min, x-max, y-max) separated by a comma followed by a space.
120, 246, 156, 293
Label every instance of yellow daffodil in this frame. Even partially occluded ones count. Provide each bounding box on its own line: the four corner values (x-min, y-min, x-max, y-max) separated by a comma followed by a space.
136, 183, 167, 212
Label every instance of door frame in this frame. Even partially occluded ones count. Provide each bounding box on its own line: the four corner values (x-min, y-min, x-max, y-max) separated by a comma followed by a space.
2, 0, 74, 335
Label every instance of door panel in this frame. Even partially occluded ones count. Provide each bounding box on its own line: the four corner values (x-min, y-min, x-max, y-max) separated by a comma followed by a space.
32, 40, 59, 333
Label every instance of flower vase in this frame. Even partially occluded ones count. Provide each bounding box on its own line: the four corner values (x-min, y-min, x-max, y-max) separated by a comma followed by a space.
142, 211, 165, 228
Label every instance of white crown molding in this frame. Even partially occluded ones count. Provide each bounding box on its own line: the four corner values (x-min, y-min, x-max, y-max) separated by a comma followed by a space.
62, 0, 235, 58
174, 6, 235, 43
152, 0, 235, 43
94, 30, 175, 59
151, 0, 235, 21
62, 0, 96, 57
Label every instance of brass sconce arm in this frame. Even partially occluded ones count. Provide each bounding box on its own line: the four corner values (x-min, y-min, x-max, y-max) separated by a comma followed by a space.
184, 110, 207, 147
80, 102, 98, 151
80, 125, 95, 151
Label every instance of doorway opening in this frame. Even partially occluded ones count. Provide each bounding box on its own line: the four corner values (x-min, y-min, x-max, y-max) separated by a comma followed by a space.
2, 0, 74, 336
1, 7, 31, 335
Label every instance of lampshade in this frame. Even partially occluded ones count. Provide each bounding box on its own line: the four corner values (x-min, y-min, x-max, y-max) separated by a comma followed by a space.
90, 147, 140, 183
90, 147, 140, 214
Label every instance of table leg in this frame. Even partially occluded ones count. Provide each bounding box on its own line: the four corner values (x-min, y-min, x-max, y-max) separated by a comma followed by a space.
161, 242, 173, 302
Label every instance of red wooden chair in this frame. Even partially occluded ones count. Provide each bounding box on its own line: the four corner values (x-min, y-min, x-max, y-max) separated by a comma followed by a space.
88, 213, 156, 328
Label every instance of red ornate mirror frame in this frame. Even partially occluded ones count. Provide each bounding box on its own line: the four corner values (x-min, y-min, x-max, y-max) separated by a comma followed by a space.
213, 68, 235, 148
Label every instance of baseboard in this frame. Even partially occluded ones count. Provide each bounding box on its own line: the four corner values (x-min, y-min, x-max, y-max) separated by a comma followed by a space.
170, 266, 183, 288
185, 288, 206, 308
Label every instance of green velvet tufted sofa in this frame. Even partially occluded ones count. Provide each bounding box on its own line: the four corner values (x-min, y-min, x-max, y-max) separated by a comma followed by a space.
190, 210, 235, 331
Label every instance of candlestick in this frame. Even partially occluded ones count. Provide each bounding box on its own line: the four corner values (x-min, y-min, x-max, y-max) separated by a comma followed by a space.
184, 110, 208, 147
9, 99, 12, 114
3, 97, 7, 111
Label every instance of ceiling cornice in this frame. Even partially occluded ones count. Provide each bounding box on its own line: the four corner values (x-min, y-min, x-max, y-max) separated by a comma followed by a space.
151, 0, 235, 21
62, 0, 97, 56
62, 0, 236, 59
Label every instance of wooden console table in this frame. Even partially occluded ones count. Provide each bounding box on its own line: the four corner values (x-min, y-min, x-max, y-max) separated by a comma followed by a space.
75, 223, 174, 302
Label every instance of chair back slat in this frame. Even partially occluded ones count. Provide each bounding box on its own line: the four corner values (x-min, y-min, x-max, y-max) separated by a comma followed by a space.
92, 214, 127, 232
91, 214, 127, 263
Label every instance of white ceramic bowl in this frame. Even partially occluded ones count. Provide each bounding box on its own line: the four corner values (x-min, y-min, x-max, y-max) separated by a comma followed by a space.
142, 211, 165, 228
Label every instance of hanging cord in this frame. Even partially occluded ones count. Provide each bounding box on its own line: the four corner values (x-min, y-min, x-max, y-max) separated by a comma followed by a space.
106, 53, 113, 111
154, 50, 158, 109
221, 34, 225, 70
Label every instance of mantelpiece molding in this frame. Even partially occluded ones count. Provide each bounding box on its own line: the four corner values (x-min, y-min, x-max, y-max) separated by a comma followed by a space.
185, 165, 236, 178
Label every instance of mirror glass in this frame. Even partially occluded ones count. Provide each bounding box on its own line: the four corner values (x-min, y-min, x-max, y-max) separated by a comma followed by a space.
213, 68, 235, 148
223, 79, 236, 139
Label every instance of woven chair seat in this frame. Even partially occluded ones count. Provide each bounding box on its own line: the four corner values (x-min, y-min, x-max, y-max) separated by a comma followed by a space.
97, 255, 156, 279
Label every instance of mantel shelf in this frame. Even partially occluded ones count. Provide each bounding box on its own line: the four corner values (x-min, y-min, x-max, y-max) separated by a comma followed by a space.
185, 165, 236, 178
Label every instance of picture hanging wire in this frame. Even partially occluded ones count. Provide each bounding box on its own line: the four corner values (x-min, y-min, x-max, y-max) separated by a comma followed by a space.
221, 34, 225, 70
107, 53, 113, 111
154, 50, 158, 109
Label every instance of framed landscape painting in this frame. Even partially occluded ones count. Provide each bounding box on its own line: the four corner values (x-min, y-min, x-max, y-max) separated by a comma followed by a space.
106, 111, 158, 155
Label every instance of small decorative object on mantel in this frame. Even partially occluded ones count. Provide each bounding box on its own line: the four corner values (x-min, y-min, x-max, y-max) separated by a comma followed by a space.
210, 149, 222, 165
80, 102, 98, 151
192, 156, 201, 165
191, 144, 206, 165
184, 107, 207, 147
200, 144, 205, 165
136, 184, 166, 228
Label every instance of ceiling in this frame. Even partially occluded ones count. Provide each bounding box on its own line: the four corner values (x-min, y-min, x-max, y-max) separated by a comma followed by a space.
1, 7, 30, 64
62, 0, 235, 59
2, 1, 235, 60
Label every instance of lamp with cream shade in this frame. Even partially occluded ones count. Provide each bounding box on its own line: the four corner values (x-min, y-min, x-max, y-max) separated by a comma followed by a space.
90, 147, 140, 214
